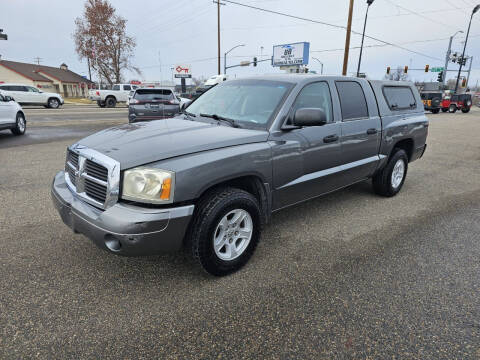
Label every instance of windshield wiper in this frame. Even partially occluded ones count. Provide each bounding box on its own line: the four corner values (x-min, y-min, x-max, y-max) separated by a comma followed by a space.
199, 113, 239, 128
182, 110, 197, 120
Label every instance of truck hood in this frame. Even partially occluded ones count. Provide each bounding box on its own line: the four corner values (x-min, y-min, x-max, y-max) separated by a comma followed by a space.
77, 117, 269, 169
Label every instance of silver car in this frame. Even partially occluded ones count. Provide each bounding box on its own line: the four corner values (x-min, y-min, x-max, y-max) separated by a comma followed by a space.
128, 88, 180, 123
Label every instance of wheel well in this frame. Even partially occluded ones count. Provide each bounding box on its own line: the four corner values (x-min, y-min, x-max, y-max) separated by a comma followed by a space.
106, 95, 116, 102
17, 110, 25, 118
392, 138, 414, 162
198, 175, 270, 224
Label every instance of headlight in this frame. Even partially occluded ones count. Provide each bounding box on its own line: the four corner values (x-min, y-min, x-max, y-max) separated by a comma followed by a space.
122, 167, 174, 204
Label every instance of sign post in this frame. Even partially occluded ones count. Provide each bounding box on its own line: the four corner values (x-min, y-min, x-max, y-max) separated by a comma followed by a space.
174, 64, 192, 94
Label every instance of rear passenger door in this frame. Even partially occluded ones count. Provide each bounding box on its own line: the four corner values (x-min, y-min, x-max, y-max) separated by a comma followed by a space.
336, 80, 382, 183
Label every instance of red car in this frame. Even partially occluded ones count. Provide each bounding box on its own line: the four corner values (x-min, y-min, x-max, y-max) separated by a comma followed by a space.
441, 94, 472, 113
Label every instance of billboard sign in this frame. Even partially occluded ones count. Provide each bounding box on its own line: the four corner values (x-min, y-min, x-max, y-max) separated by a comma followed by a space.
174, 64, 192, 78
272, 42, 309, 67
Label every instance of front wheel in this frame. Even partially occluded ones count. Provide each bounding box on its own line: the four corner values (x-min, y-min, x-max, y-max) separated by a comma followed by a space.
461, 107, 470, 113
449, 104, 457, 113
441, 108, 448, 113
48, 98, 60, 109
431, 108, 440, 114
188, 187, 262, 276
11, 112, 26, 135
372, 149, 408, 197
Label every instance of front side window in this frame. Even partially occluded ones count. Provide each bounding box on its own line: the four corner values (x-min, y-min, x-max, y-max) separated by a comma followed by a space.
383, 86, 416, 110
27, 86, 40, 93
336, 81, 369, 120
291, 82, 333, 123
186, 80, 293, 128
123, 85, 131, 90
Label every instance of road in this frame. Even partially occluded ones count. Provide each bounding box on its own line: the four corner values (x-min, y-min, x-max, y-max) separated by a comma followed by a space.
0, 107, 479, 359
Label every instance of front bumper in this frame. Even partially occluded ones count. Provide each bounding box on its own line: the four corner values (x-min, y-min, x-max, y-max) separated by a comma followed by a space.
51, 171, 194, 256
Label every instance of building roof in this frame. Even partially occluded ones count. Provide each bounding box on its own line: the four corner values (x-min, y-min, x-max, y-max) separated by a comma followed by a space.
0, 60, 93, 84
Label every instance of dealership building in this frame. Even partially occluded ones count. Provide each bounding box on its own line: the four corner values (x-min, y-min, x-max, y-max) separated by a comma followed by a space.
0, 60, 93, 97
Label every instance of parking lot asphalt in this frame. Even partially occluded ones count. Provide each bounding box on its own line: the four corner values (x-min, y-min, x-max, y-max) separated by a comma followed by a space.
0, 108, 479, 359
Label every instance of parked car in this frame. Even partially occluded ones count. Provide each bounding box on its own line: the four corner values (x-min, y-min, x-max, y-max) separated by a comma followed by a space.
0, 91, 26, 135
441, 94, 472, 113
176, 94, 191, 110
420, 92, 442, 113
0, 83, 63, 109
89, 83, 138, 108
51, 75, 428, 276
194, 74, 229, 97
128, 88, 181, 123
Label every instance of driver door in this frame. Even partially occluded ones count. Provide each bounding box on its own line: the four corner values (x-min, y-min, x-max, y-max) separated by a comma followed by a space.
271, 81, 343, 210
0, 94, 10, 124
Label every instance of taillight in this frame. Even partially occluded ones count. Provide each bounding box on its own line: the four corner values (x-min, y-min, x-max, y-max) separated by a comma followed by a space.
129, 98, 140, 105
96, 91, 100, 96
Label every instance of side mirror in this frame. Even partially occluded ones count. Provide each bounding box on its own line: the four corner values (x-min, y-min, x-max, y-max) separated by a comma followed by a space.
292, 108, 327, 127
4, 95, 13, 102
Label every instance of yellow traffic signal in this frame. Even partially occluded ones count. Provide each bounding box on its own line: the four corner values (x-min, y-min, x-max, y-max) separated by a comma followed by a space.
386, 66, 391, 74
404, 66, 408, 74
425, 65, 429, 72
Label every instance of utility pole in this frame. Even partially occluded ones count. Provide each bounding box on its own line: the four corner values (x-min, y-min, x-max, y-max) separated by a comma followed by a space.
342, 0, 354, 76
34, 57, 42, 65
466, 56, 473, 89
217, 0, 221, 75
443, 31, 463, 86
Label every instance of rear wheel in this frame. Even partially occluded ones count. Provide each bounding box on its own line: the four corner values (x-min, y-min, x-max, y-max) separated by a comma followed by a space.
105, 97, 116, 108
441, 108, 448, 113
97, 100, 106, 108
48, 98, 60, 109
449, 104, 457, 113
431, 108, 440, 114
187, 187, 262, 276
11, 112, 26, 135
372, 149, 408, 197
461, 107, 470, 113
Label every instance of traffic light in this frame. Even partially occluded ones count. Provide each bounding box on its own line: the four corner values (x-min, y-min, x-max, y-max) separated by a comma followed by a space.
404, 66, 408, 74
437, 71, 443, 82
425, 64, 429, 73
462, 57, 467, 66
386, 66, 391, 74
253, 57, 257, 67
462, 78, 467, 87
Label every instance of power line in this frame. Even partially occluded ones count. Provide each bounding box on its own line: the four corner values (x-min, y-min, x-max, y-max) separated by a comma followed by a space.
385, 0, 461, 31
220, 0, 443, 61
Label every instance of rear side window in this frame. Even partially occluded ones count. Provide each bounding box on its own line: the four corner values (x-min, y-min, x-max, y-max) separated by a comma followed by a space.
112, 85, 120, 91
123, 85, 131, 90
134, 89, 173, 100
335, 81, 369, 120
383, 86, 416, 110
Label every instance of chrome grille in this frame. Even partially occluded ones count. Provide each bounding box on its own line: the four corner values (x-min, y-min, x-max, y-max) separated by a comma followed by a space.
64, 146, 120, 209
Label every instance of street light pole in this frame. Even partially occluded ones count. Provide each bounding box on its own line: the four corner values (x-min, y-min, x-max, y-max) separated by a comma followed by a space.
312, 57, 324, 74
357, 0, 374, 78
443, 30, 463, 87
224, 44, 245, 74
454, 4, 479, 94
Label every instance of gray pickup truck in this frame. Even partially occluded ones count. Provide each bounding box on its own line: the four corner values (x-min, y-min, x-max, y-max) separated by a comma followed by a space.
52, 75, 428, 276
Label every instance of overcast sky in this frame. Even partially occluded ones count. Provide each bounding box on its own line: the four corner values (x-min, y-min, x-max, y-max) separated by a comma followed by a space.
1, 0, 479, 86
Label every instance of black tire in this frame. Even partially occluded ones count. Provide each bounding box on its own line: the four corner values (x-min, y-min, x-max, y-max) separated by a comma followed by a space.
449, 104, 457, 113
461, 107, 470, 113
441, 108, 448, 113
431, 108, 440, 114
105, 97, 116, 108
97, 100, 106, 108
187, 187, 262, 276
372, 149, 408, 197
11, 112, 26, 136
48, 97, 60, 109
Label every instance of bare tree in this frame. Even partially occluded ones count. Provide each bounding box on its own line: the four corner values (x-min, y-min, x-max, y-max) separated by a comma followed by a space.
384, 66, 409, 81
73, 0, 140, 85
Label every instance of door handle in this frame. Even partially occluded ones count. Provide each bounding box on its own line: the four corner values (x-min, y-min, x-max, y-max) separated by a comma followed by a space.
366, 128, 378, 135
323, 134, 339, 143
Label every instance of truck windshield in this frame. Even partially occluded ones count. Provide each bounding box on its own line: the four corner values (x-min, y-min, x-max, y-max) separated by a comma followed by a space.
187, 80, 293, 128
